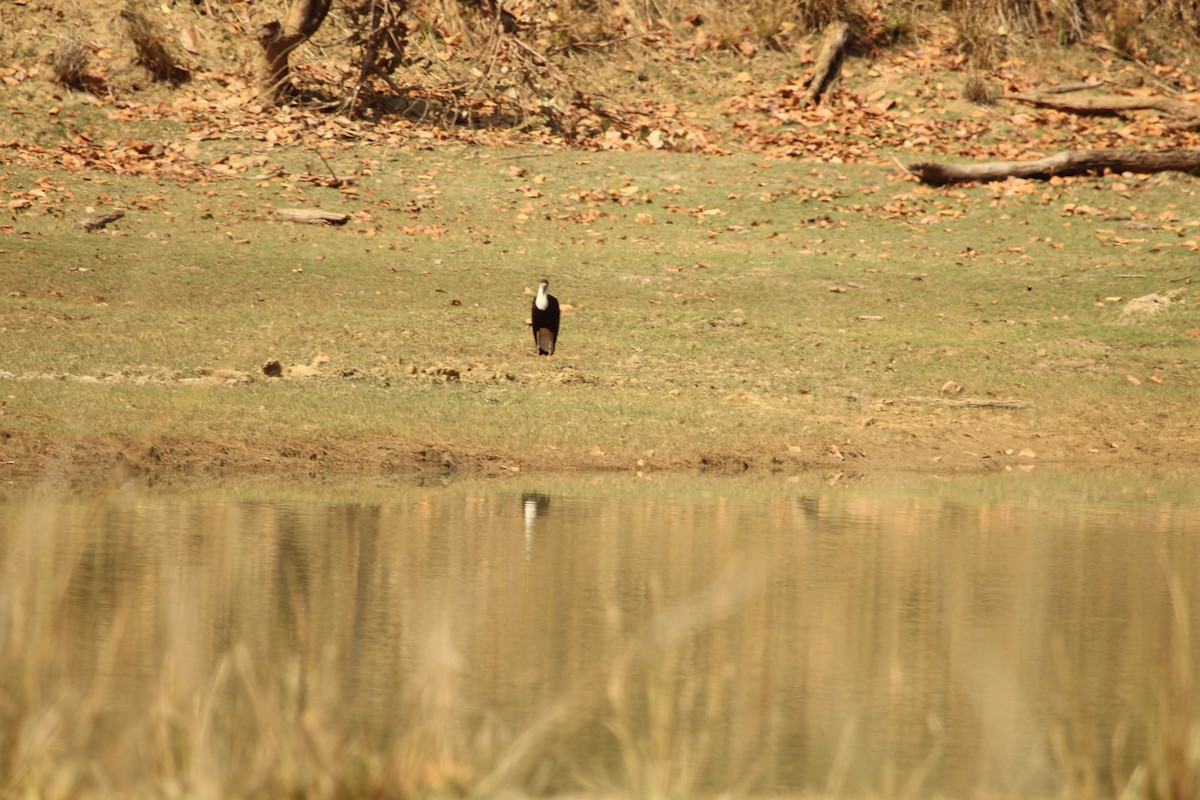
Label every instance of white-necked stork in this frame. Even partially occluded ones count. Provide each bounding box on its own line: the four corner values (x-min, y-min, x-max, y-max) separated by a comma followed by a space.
531, 278, 560, 356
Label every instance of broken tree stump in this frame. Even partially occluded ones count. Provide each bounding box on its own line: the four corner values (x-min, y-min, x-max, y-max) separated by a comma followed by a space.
908, 148, 1200, 186
256, 0, 333, 103
271, 208, 350, 225
803, 21, 849, 107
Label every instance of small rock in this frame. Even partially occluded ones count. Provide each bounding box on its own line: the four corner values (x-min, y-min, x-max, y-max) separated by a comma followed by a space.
285, 364, 320, 378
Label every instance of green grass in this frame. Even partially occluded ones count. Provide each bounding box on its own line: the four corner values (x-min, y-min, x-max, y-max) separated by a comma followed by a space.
2, 144, 1198, 477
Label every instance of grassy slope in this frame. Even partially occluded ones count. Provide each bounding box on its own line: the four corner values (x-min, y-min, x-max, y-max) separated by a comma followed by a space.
1, 4, 1198, 485
2, 143, 1197, 484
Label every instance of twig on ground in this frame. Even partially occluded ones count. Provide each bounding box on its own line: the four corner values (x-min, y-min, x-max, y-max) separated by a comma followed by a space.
904, 396, 1028, 409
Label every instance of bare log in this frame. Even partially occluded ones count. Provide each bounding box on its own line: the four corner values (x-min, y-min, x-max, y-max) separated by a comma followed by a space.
1004, 89, 1200, 130
256, 0, 334, 103
908, 148, 1200, 186
271, 208, 350, 225
803, 21, 849, 107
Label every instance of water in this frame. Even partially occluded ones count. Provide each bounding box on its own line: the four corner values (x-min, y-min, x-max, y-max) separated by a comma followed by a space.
2, 472, 1198, 797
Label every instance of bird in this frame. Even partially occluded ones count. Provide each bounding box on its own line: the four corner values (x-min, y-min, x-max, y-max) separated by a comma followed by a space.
530, 278, 560, 356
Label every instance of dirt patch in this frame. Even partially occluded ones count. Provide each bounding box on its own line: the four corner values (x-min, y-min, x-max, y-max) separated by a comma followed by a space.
1120, 290, 1186, 320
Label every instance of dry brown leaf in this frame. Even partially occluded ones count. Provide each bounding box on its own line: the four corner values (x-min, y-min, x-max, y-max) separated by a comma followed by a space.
179, 25, 200, 54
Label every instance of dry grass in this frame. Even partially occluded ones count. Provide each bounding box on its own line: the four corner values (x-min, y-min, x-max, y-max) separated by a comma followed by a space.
120, 4, 188, 84
0, 137, 1197, 482
942, 0, 1200, 64
52, 37, 90, 89
962, 71, 997, 103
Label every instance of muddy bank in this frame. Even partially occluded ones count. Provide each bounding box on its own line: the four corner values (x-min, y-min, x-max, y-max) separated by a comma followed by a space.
0, 415, 1182, 492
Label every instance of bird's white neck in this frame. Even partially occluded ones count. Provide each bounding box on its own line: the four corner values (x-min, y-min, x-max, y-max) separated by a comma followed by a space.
535, 284, 549, 310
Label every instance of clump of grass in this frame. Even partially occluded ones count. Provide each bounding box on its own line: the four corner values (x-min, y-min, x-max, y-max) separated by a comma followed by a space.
1101, 0, 1200, 63
746, 0, 804, 50
1159, 0, 1200, 38
873, 1, 924, 46
120, 5, 188, 84
53, 37, 90, 89
962, 71, 997, 104
943, 0, 1197, 61
1047, 0, 1087, 45
948, 0, 1014, 69
746, 0, 886, 51
793, 0, 866, 33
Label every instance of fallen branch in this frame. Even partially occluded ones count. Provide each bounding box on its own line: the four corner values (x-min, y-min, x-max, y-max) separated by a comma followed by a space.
1014, 81, 1106, 95
908, 148, 1200, 186
547, 32, 660, 55
904, 396, 1029, 409
271, 208, 349, 225
803, 21, 849, 107
1004, 88, 1200, 130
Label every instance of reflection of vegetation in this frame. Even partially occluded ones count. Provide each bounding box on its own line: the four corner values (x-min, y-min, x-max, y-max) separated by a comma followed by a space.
1051, 571, 1199, 800
1151, 574, 1200, 800
1, 478, 1198, 797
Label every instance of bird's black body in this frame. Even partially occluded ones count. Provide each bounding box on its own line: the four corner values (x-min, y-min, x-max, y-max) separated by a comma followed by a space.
531, 279, 560, 356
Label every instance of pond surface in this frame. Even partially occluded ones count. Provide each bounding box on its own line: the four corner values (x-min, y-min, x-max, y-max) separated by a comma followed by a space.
3, 471, 1199, 797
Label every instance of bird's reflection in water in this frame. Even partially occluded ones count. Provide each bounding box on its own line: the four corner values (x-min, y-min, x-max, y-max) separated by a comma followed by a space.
521, 492, 551, 557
